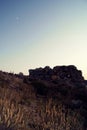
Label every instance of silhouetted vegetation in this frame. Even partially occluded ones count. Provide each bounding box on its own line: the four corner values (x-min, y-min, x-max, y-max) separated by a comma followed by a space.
0, 65, 87, 129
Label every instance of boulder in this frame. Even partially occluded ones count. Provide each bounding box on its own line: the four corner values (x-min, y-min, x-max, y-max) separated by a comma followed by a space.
53, 65, 84, 81
29, 66, 52, 81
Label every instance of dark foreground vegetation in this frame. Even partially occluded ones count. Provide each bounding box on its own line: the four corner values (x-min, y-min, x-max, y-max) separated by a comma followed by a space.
0, 65, 87, 130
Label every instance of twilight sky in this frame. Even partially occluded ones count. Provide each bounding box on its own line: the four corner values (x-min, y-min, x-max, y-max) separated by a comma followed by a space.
0, 0, 87, 78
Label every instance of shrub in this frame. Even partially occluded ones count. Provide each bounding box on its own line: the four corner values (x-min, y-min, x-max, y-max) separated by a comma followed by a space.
32, 80, 48, 96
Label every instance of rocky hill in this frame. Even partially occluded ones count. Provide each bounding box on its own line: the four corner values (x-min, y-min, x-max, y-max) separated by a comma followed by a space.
0, 65, 87, 130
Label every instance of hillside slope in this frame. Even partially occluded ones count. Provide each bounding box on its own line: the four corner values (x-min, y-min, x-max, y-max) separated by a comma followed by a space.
0, 65, 87, 130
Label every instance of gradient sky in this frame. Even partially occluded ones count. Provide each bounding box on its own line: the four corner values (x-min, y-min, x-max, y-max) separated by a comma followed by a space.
0, 0, 87, 78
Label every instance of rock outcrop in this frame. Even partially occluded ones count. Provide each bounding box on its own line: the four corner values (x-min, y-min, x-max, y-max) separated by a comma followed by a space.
29, 65, 86, 101
29, 65, 84, 82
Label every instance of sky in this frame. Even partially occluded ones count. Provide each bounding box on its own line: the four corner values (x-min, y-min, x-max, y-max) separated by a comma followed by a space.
0, 0, 87, 78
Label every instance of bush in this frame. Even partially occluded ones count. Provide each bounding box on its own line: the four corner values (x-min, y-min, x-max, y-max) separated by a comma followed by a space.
32, 80, 48, 96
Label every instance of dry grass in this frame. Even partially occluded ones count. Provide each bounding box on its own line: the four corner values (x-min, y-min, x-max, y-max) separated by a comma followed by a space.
21, 97, 85, 130
0, 86, 85, 130
0, 88, 26, 130
37, 98, 84, 130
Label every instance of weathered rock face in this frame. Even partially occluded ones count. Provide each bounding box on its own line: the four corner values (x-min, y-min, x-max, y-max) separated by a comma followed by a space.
29, 66, 52, 81
29, 65, 84, 82
53, 65, 84, 82
29, 65, 85, 99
